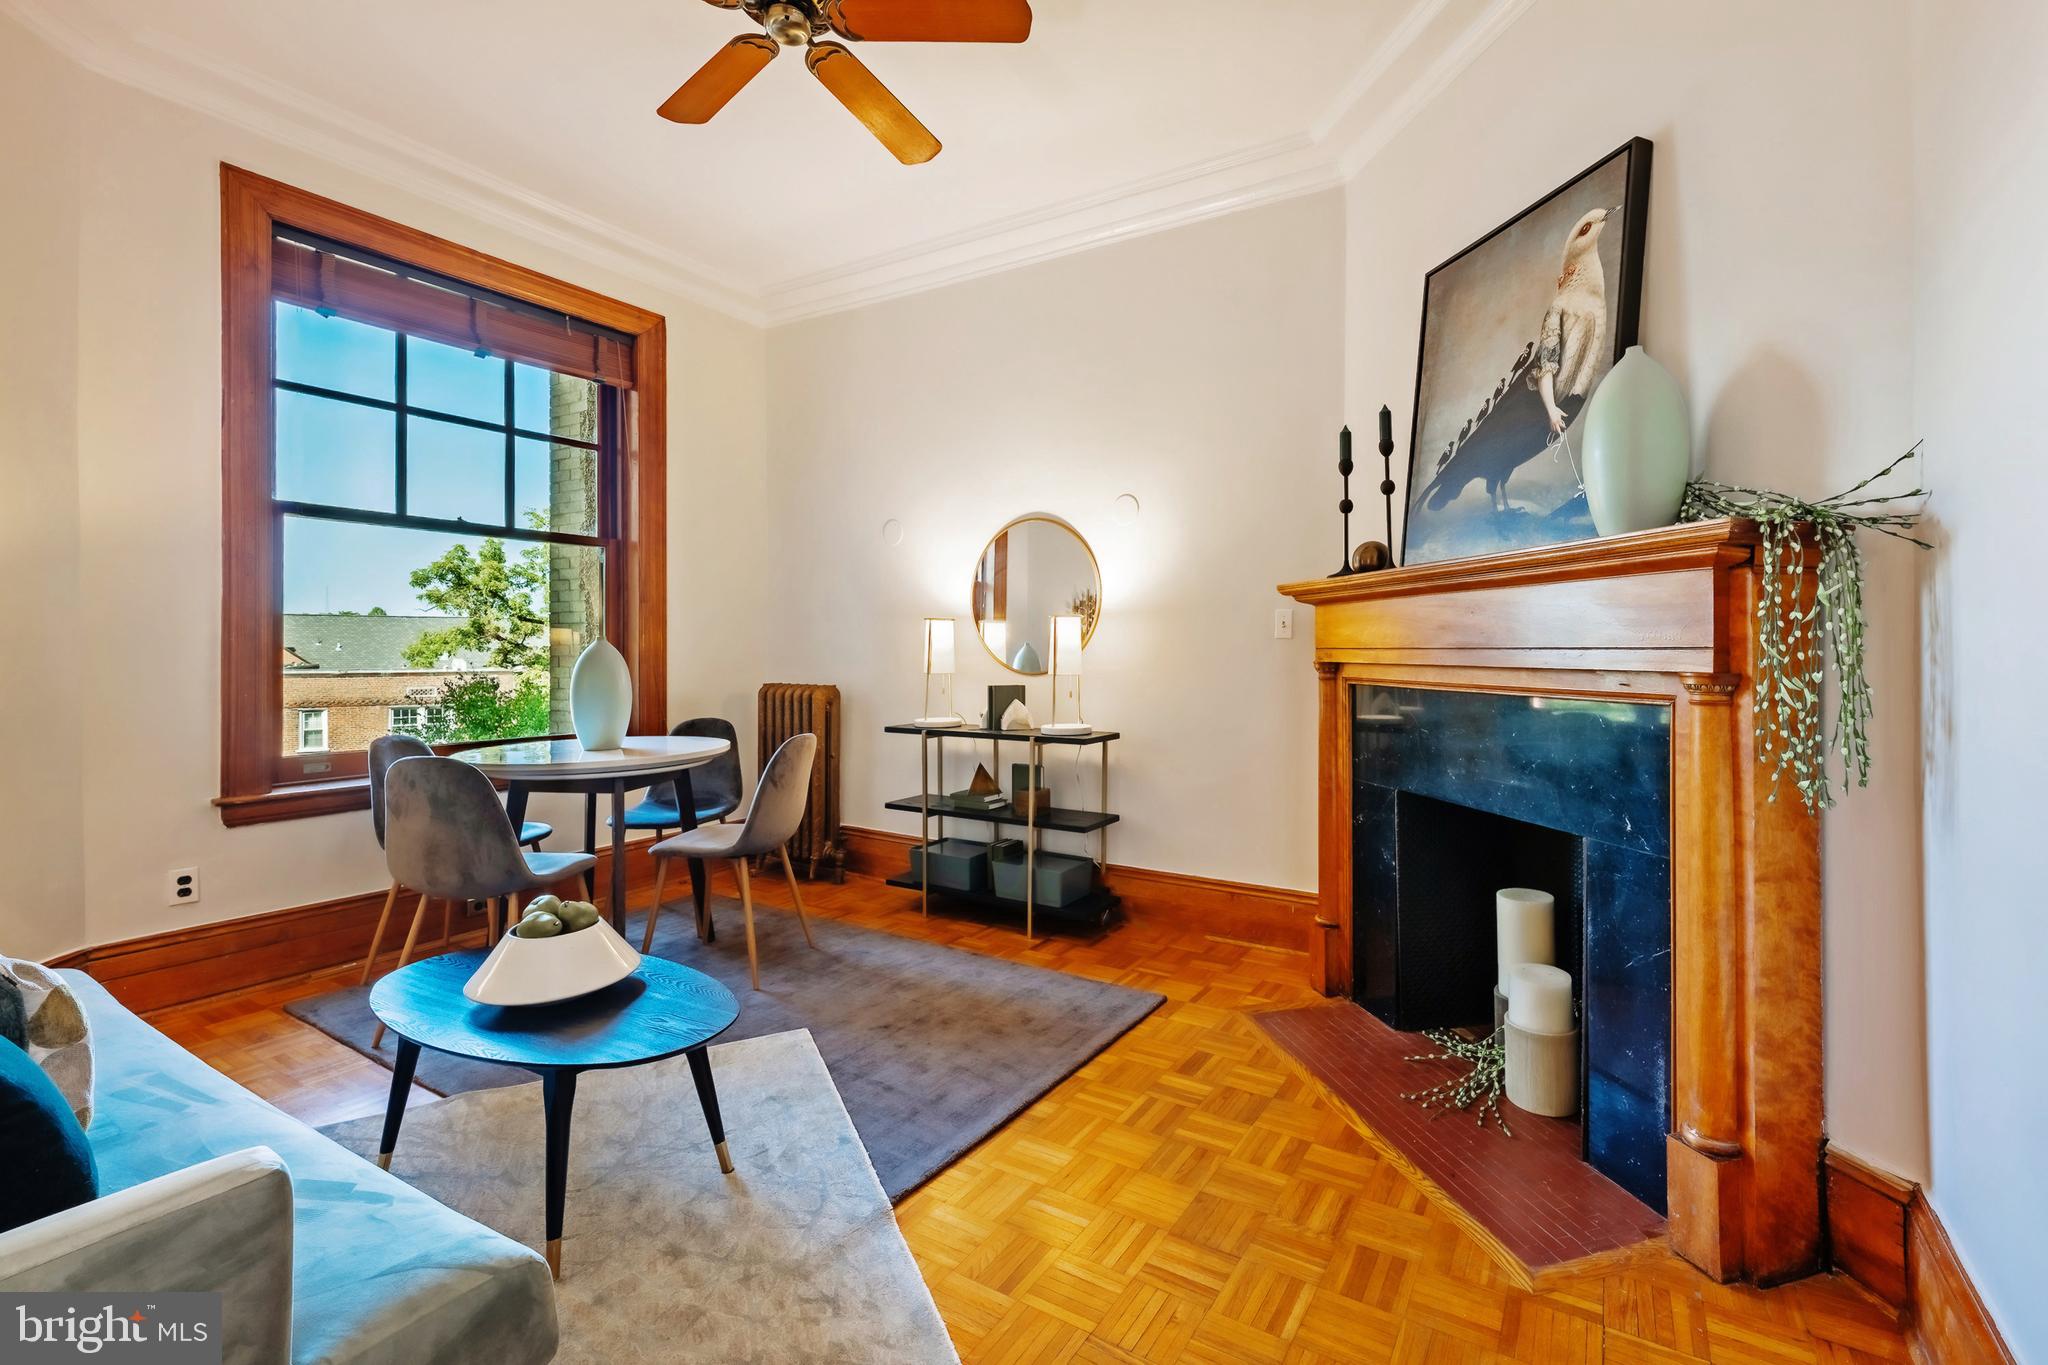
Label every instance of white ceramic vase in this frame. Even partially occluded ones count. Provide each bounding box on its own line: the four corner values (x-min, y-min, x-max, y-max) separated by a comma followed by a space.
1579, 345, 1691, 536
569, 639, 632, 751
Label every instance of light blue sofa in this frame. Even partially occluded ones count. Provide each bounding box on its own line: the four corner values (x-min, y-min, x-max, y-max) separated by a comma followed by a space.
0, 971, 557, 1365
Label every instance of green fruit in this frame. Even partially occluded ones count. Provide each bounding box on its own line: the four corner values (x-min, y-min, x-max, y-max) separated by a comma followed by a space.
525, 894, 563, 918
556, 901, 600, 932
512, 911, 563, 938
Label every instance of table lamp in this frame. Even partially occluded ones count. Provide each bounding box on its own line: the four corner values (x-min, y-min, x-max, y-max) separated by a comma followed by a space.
1043, 613, 1091, 735
916, 617, 962, 727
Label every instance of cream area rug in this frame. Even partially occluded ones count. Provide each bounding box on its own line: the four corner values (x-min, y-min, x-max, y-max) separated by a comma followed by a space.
323, 1030, 957, 1364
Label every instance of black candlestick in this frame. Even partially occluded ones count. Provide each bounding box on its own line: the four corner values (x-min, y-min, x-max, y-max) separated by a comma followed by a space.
1378, 405, 1397, 567
1332, 426, 1358, 576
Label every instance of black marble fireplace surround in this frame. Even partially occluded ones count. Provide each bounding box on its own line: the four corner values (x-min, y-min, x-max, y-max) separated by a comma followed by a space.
1352, 685, 1672, 1211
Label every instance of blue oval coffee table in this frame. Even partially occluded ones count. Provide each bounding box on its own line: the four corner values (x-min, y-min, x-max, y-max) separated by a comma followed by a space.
369, 951, 740, 1278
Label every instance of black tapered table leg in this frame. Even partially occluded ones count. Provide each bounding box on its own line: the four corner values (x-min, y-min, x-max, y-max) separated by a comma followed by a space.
506, 784, 531, 837
685, 1046, 734, 1174
672, 770, 712, 941
376, 1038, 420, 1172
688, 860, 711, 942
582, 793, 598, 900
608, 777, 628, 934
541, 1068, 578, 1280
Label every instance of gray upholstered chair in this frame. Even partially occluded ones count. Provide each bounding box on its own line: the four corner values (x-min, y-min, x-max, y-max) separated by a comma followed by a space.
374, 756, 598, 1046
362, 735, 552, 983
645, 733, 819, 990
611, 717, 744, 837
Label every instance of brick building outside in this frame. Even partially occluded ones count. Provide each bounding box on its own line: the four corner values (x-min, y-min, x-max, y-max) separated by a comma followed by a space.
280, 614, 519, 754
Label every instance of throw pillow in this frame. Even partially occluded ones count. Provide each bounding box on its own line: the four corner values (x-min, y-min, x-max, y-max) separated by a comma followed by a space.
0, 1035, 98, 1233
0, 958, 94, 1128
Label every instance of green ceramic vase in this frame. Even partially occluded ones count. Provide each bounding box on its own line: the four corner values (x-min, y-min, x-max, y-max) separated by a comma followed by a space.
1579, 345, 1690, 536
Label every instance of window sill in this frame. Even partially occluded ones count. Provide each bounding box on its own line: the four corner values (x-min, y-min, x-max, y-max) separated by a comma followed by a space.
215, 779, 371, 827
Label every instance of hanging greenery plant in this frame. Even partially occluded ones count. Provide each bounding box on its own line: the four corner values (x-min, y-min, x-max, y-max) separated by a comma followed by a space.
1677, 447, 1929, 811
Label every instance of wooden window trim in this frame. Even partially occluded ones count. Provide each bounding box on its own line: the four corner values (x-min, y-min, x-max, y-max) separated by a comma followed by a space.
218, 165, 668, 828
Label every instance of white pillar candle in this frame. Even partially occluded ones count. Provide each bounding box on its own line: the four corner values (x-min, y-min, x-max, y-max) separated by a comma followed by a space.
1507, 963, 1574, 1034
1496, 887, 1556, 996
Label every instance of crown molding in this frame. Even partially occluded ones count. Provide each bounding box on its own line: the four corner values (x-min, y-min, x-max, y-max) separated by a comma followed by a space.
759, 133, 1344, 323
1329, 0, 1538, 178
3, 2, 766, 325
6, 0, 1538, 330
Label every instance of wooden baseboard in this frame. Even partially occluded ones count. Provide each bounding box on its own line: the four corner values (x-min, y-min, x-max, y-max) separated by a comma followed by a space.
840, 825, 1314, 951
1825, 1146, 1914, 1309
1823, 1144, 2016, 1363
54, 838, 680, 1014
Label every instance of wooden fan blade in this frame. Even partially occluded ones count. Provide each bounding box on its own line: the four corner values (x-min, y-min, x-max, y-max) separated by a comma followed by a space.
821, 0, 1031, 43
806, 42, 941, 164
657, 34, 779, 123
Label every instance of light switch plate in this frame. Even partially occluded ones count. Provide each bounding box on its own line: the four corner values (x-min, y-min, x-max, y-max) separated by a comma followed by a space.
1274, 607, 1294, 640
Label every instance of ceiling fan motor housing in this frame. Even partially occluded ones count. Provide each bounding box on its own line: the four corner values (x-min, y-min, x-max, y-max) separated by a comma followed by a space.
759, 1, 820, 46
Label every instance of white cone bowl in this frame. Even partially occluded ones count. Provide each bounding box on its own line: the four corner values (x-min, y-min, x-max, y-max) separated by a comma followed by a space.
463, 918, 642, 1006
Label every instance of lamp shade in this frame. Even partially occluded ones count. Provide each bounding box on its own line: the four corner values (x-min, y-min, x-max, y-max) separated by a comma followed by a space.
1050, 614, 1084, 677
923, 617, 956, 675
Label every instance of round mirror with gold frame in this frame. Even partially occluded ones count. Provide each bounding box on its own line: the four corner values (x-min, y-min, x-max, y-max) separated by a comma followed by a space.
971, 515, 1100, 675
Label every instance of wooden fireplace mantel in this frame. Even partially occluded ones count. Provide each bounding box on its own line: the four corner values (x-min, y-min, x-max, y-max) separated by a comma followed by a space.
1279, 517, 1823, 1287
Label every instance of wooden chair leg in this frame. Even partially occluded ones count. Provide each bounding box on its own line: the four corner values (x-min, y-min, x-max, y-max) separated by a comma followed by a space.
440, 897, 454, 949
486, 898, 500, 945
372, 894, 431, 1049
360, 881, 401, 984
779, 846, 818, 949
643, 859, 668, 954
735, 859, 761, 991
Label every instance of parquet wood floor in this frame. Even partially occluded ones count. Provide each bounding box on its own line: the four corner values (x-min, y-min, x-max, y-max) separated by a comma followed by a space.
143, 873, 1910, 1364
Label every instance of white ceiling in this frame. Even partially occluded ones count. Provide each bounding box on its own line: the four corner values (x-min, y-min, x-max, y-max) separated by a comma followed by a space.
12, 0, 1533, 322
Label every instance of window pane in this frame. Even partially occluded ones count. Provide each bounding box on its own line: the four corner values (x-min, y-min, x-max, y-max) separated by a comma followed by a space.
516, 438, 599, 536
275, 302, 395, 401
514, 362, 598, 439
406, 334, 505, 422
282, 515, 601, 754
275, 389, 395, 511
408, 416, 505, 525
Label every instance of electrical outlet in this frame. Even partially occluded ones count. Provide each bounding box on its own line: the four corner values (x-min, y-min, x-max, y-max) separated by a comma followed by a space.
166, 867, 200, 908
1273, 607, 1294, 640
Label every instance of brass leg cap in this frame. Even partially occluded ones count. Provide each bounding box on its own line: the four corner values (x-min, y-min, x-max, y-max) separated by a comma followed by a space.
715, 1140, 735, 1175
546, 1238, 561, 1280
376, 1152, 393, 1171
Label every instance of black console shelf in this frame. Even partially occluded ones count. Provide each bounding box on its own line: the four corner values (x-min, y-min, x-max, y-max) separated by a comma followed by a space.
885, 722, 1121, 939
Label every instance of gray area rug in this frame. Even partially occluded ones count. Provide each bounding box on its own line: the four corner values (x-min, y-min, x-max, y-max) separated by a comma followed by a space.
324, 1031, 958, 1365
289, 898, 1161, 1199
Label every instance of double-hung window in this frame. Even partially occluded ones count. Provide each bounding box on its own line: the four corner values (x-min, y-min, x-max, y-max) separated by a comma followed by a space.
219, 167, 667, 825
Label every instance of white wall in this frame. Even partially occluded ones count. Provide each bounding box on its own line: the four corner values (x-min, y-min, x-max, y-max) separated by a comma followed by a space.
1341, 0, 1930, 1188
764, 191, 1342, 888
0, 15, 772, 956
0, 37, 86, 962
1910, 0, 2048, 1354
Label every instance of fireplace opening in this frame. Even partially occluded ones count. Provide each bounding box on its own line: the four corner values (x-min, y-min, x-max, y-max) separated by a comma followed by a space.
1351, 686, 1672, 1212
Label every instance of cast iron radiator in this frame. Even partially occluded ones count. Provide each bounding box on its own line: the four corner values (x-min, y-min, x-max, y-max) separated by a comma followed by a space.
757, 682, 845, 882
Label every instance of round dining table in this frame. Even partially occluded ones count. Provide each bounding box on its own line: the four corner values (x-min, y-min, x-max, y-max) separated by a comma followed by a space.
458, 736, 731, 935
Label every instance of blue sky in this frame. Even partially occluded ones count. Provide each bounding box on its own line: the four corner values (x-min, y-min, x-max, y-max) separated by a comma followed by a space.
275, 303, 565, 614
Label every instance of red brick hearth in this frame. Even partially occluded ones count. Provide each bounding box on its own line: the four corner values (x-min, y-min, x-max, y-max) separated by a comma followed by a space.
1256, 1001, 1666, 1277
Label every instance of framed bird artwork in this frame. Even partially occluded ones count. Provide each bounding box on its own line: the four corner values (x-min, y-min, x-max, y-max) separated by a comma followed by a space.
1401, 138, 1654, 565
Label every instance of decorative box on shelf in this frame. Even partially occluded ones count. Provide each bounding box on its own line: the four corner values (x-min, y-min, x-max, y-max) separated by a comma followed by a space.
907, 838, 990, 894
882, 722, 1120, 938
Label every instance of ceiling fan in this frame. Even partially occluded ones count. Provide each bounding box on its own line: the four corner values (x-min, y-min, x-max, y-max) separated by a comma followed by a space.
657, 0, 1033, 165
